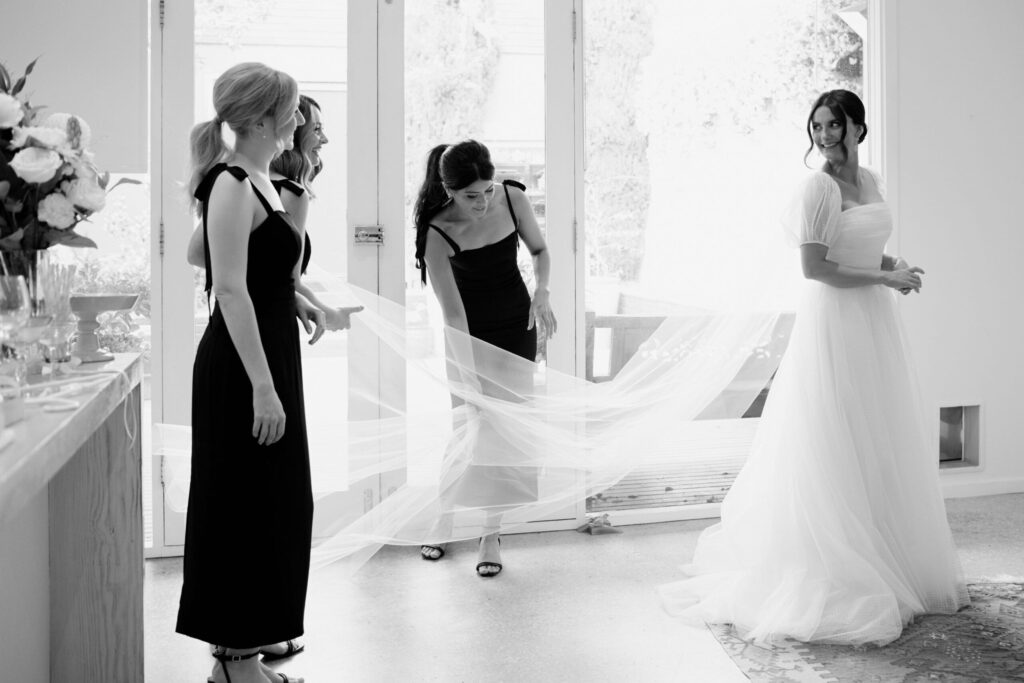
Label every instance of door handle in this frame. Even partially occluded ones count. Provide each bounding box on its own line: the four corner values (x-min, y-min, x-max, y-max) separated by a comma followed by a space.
354, 225, 384, 245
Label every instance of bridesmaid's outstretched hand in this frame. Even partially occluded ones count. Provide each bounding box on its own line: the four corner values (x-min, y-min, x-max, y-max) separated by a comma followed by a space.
325, 305, 363, 331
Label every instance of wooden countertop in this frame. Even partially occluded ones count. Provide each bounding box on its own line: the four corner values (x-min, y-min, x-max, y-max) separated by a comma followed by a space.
0, 353, 143, 526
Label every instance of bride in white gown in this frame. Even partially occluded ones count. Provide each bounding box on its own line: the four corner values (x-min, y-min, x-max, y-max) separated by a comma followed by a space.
658, 90, 969, 646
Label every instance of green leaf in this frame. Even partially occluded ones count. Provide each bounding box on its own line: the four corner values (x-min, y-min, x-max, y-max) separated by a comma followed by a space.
10, 58, 38, 97
37, 174, 64, 197
98, 171, 111, 189
22, 104, 47, 125
49, 230, 97, 249
0, 228, 24, 250
0, 63, 10, 93
106, 177, 142, 193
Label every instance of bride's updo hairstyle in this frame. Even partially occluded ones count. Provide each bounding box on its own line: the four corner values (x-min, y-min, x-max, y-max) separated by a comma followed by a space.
413, 139, 496, 284
803, 89, 868, 167
188, 62, 299, 213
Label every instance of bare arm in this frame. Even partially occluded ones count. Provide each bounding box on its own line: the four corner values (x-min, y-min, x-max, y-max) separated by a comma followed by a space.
423, 228, 479, 390
801, 244, 922, 291
206, 175, 284, 445
282, 188, 360, 334
423, 229, 470, 334
508, 187, 557, 338
186, 222, 205, 267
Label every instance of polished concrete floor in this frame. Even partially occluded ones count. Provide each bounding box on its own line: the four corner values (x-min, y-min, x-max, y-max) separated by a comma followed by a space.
145, 493, 1024, 683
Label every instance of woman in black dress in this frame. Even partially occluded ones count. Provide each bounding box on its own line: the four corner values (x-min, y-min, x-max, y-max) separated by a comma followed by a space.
413, 140, 557, 577
177, 62, 316, 683
184, 93, 359, 666
188, 94, 360, 335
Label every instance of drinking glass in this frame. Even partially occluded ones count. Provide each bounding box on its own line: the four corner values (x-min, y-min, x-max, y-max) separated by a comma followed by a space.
0, 275, 32, 385
0, 276, 31, 343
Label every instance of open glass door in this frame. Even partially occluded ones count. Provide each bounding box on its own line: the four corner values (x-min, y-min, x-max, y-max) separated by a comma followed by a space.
152, 0, 585, 553
398, 0, 583, 531
578, 0, 866, 521
153, 0, 394, 552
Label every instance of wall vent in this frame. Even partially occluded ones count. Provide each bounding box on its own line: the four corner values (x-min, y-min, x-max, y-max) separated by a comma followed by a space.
939, 405, 980, 469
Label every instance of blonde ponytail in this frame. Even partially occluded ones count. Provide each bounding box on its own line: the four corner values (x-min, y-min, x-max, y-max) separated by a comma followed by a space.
187, 62, 299, 214
188, 119, 229, 214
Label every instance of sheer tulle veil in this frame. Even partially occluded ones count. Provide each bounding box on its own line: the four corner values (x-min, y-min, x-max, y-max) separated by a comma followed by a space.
160, 263, 787, 574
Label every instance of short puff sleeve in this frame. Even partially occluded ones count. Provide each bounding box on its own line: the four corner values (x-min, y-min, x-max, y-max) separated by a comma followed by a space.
782, 172, 841, 248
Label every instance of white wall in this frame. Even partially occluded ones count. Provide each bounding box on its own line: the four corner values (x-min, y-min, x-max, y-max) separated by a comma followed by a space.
884, 0, 1024, 497
6, 0, 148, 172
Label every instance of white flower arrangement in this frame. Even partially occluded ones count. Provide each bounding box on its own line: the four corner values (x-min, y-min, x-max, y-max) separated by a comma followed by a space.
0, 59, 136, 252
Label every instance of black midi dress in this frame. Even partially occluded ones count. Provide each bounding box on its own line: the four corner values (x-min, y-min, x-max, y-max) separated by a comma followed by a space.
428, 180, 539, 507
271, 177, 312, 275
177, 164, 313, 648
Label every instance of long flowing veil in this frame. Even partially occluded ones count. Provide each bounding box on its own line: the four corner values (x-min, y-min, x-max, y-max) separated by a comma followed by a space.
160, 265, 787, 574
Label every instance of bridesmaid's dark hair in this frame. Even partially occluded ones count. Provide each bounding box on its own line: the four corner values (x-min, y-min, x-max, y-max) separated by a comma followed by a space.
413, 139, 495, 285
804, 89, 868, 168
270, 94, 322, 197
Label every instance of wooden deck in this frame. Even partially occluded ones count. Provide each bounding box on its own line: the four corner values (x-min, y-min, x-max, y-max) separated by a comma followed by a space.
587, 418, 758, 512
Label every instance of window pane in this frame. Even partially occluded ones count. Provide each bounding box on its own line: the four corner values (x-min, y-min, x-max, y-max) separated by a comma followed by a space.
583, 0, 864, 511
403, 0, 546, 354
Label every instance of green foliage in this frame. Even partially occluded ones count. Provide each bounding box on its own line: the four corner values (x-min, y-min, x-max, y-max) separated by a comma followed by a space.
195, 0, 274, 45
403, 0, 500, 276
0, 58, 126, 251
583, 0, 654, 281
583, 0, 863, 284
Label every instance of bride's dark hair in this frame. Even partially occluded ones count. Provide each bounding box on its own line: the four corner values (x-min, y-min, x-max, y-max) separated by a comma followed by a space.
412, 139, 495, 284
804, 89, 868, 168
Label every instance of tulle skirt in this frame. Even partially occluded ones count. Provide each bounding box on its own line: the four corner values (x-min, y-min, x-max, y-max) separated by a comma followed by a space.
658, 281, 969, 646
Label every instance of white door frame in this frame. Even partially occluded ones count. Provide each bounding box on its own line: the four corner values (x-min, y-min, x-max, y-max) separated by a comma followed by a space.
149, 0, 399, 556
539, 0, 590, 531
561, 0, 888, 527
148, 0, 197, 558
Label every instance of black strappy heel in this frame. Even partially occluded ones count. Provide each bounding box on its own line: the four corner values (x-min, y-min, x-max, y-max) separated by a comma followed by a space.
476, 535, 502, 578
208, 649, 258, 683
420, 544, 446, 561
208, 648, 298, 683
260, 638, 304, 662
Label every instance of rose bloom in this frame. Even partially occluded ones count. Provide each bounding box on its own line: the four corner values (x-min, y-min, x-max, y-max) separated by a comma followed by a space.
37, 193, 77, 229
11, 125, 69, 150
42, 112, 91, 151
10, 147, 63, 183
0, 93, 23, 128
61, 177, 106, 212
66, 152, 99, 182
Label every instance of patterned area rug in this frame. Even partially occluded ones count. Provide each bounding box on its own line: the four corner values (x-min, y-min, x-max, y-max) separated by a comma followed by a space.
710, 583, 1024, 682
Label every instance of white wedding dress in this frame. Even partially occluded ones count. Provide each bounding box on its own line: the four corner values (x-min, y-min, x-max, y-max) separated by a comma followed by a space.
658, 170, 969, 646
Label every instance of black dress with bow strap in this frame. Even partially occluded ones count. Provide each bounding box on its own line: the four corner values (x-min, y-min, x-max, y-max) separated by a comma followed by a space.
176, 163, 313, 648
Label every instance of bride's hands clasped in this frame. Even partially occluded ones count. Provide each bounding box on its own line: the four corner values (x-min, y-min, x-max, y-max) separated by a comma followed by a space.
885, 258, 924, 295
528, 287, 557, 340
